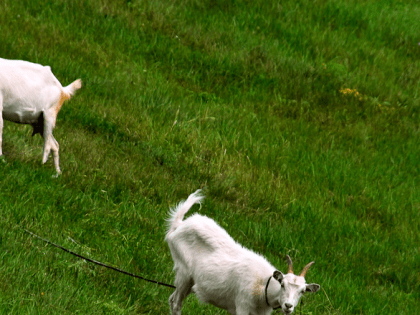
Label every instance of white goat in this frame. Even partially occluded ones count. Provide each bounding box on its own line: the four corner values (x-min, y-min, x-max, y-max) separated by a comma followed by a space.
0, 58, 81, 175
165, 190, 320, 315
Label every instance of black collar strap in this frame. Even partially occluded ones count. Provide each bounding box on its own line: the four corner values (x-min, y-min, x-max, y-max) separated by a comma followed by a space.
265, 276, 281, 310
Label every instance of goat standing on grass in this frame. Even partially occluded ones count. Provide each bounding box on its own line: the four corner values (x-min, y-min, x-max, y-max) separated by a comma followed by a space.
166, 190, 320, 315
0, 58, 81, 175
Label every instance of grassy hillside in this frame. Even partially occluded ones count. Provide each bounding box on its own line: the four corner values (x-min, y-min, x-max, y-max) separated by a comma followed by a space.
1, 0, 419, 314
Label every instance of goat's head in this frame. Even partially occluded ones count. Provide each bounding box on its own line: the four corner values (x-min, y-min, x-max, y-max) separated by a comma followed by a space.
271, 255, 320, 314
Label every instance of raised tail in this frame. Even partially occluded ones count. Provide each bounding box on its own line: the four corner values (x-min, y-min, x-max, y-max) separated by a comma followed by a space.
166, 190, 204, 236
54, 79, 82, 116
63, 79, 82, 97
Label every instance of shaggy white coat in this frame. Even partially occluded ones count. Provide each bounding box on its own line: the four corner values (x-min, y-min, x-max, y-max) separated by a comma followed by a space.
0, 58, 81, 174
165, 190, 320, 315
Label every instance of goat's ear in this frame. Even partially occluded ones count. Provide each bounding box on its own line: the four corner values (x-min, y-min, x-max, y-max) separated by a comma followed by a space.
305, 283, 320, 293
273, 270, 284, 282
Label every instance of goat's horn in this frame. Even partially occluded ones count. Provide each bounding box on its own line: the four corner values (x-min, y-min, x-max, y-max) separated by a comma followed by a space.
299, 261, 315, 277
286, 255, 294, 274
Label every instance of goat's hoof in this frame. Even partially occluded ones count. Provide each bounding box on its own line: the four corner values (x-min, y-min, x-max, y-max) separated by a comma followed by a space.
0, 156, 6, 164
52, 173, 61, 178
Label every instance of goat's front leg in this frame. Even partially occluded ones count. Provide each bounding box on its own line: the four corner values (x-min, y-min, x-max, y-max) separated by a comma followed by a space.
234, 306, 250, 315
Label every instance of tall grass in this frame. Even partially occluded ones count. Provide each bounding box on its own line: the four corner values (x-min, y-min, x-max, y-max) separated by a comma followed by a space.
0, 0, 419, 314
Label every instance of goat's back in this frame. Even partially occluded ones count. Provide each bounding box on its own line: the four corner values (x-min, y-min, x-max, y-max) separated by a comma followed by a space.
167, 212, 274, 274
0, 58, 64, 122
168, 213, 238, 252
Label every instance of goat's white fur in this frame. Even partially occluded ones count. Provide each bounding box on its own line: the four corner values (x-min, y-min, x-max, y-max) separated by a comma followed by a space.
165, 190, 320, 315
0, 58, 81, 174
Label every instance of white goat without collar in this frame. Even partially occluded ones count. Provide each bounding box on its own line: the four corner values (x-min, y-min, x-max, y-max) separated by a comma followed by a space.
0, 58, 81, 175
165, 190, 321, 315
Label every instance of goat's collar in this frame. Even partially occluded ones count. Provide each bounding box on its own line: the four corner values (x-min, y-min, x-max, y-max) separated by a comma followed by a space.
265, 276, 281, 310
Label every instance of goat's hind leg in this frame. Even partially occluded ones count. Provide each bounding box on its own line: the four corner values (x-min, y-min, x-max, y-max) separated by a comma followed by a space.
51, 136, 60, 176
0, 98, 5, 162
169, 272, 193, 315
42, 112, 61, 175
0, 111, 3, 157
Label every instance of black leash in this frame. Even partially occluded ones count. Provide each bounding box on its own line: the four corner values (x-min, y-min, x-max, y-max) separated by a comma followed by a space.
23, 229, 176, 289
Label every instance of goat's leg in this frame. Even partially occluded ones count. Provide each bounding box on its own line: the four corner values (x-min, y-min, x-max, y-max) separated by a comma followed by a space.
169, 273, 193, 315
0, 94, 3, 156
233, 298, 253, 315
42, 114, 61, 175
0, 108, 3, 157
51, 136, 60, 175
234, 307, 250, 315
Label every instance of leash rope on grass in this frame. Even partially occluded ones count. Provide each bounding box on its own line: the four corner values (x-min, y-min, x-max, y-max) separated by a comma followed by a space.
23, 229, 287, 313
23, 229, 176, 289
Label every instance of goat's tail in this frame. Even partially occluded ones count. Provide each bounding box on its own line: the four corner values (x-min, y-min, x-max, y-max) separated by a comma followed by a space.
63, 79, 82, 97
166, 190, 204, 236
55, 79, 82, 116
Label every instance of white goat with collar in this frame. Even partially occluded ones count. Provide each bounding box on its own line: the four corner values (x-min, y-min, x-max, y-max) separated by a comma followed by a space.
0, 58, 81, 175
165, 190, 320, 315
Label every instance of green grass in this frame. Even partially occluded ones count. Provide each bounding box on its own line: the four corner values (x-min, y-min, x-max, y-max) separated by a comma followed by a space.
1, 0, 419, 313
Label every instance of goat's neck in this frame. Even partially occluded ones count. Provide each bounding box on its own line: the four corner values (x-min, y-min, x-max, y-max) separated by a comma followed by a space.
265, 276, 282, 309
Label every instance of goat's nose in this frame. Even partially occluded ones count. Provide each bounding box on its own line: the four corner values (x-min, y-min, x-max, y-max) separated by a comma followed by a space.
285, 303, 293, 309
